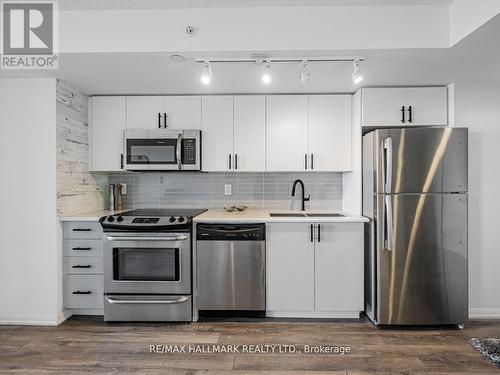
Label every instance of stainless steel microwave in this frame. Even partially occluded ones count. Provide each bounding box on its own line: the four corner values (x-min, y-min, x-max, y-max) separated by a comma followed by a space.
123, 129, 201, 171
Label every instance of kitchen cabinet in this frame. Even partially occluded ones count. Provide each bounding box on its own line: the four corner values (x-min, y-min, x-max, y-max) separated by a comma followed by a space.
266, 95, 309, 171
266, 222, 364, 317
126, 96, 164, 129
314, 223, 364, 312
266, 223, 315, 312
127, 96, 201, 129
309, 95, 352, 171
233, 95, 266, 171
201, 96, 234, 172
89, 96, 126, 172
362, 87, 447, 126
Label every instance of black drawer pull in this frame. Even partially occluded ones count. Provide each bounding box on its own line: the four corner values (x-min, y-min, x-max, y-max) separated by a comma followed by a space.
72, 228, 91, 232
72, 290, 92, 295
72, 247, 91, 251
72, 265, 91, 269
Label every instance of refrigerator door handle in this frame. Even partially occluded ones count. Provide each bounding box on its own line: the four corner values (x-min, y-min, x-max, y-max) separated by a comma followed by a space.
384, 195, 393, 251
383, 137, 393, 194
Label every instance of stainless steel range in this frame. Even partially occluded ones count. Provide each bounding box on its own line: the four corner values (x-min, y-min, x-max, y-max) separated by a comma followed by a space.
100, 208, 206, 322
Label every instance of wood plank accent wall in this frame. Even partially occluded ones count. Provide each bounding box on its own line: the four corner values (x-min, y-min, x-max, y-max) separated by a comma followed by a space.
56, 81, 108, 216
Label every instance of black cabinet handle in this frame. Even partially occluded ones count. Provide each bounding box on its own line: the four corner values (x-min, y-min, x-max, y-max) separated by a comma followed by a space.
228, 154, 232, 170
317, 224, 321, 242
401, 106, 405, 123
72, 291, 91, 295
72, 228, 91, 232
72, 247, 91, 251
158, 113, 161, 128
72, 265, 91, 269
164, 113, 167, 128
304, 154, 308, 170
235, 154, 238, 170
408, 106, 412, 123
310, 224, 314, 242
310, 154, 314, 170
120, 153, 124, 169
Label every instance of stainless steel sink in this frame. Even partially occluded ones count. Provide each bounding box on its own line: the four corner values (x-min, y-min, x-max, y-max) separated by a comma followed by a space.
269, 213, 307, 217
305, 213, 345, 217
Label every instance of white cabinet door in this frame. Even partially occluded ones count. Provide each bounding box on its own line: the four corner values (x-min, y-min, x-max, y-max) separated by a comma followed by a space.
266, 223, 315, 312
362, 88, 405, 126
89, 96, 126, 171
314, 223, 364, 312
266, 95, 309, 171
201, 96, 234, 172
163, 96, 201, 129
233, 95, 266, 172
309, 95, 352, 171
126, 96, 164, 129
404, 87, 447, 126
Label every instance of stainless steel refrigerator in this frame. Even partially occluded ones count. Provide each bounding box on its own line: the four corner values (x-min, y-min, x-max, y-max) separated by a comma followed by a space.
363, 127, 468, 326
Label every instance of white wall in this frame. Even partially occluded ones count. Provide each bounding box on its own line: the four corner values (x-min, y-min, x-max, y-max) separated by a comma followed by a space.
0, 79, 59, 325
454, 83, 500, 318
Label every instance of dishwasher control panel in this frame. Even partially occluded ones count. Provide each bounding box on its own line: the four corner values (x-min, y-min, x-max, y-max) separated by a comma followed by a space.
196, 224, 266, 241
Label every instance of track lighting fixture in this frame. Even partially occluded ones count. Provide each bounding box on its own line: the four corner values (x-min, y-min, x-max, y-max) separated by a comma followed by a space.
299, 60, 310, 83
352, 59, 363, 84
200, 61, 212, 85
261, 60, 272, 85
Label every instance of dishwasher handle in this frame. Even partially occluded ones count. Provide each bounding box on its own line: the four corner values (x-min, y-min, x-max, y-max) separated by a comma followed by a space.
196, 223, 266, 241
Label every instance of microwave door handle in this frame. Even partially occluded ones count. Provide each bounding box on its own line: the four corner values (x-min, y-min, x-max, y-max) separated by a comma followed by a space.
176, 133, 182, 170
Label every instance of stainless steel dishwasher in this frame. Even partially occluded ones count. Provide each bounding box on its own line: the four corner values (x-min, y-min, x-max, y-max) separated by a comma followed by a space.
196, 224, 266, 314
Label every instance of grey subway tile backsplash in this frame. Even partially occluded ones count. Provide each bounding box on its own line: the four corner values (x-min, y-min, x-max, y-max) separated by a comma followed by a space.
108, 172, 342, 210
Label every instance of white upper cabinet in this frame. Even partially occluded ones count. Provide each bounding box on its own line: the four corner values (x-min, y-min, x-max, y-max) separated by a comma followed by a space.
362, 88, 405, 126
266, 95, 309, 171
233, 96, 266, 172
266, 223, 315, 312
163, 96, 201, 129
89, 96, 126, 172
362, 87, 447, 127
404, 87, 447, 126
126, 96, 164, 129
201, 96, 234, 172
309, 95, 352, 171
314, 223, 364, 312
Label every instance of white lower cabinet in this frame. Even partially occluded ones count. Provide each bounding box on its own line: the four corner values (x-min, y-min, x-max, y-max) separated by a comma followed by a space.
266, 222, 364, 318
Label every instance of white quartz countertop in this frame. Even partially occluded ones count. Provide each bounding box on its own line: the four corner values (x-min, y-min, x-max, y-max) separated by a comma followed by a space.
193, 208, 368, 223
59, 209, 125, 222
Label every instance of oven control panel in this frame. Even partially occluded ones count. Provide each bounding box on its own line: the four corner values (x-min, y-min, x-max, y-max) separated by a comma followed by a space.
101, 215, 191, 230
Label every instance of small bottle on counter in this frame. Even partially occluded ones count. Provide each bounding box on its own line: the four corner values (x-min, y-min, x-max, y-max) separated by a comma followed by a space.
116, 184, 124, 211
109, 184, 115, 211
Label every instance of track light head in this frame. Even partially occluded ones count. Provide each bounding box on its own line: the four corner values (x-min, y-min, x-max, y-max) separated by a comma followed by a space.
299, 60, 311, 83
201, 61, 212, 85
352, 59, 363, 84
261, 60, 272, 85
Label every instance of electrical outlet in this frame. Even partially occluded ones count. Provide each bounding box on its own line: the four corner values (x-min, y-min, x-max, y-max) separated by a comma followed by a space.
224, 184, 232, 196
120, 183, 127, 194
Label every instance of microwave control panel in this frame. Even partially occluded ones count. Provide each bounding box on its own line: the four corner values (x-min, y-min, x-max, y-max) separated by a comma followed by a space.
182, 139, 197, 164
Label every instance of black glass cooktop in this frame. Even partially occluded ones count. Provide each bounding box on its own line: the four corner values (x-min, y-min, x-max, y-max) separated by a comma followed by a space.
120, 208, 207, 217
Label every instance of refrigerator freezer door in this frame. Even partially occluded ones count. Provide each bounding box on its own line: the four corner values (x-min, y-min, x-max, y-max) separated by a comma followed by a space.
375, 193, 468, 325
372, 127, 468, 194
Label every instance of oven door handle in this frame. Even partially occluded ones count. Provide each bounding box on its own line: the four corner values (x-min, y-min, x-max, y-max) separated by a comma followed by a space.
105, 296, 189, 305
176, 133, 182, 170
105, 235, 188, 241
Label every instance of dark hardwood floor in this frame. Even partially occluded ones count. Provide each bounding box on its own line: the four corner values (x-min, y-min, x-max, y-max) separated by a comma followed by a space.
1, 316, 499, 374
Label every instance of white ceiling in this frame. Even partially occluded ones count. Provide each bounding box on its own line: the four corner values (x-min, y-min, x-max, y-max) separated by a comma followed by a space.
58, 0, 454, 10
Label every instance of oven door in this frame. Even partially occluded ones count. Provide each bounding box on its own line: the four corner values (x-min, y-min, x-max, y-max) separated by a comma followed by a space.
103, 232, 191, 294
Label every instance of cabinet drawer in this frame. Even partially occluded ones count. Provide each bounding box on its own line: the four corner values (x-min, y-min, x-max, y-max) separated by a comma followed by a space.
64, 221, 102, 239
64, 256, 103, 275
64, 239, 103, 257
64, 275, 103, 309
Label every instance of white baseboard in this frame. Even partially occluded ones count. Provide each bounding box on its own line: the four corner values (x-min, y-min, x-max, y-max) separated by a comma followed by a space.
469, 308, 500, 319
71, 308, 104, 316
266, 310, 361, 319
0, 313, 59, 326
57, 309, 73, 325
